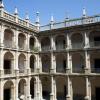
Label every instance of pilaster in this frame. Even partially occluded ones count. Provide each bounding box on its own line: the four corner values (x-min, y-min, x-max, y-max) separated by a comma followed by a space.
50, 76, 57, 100
66, 52, 72, 73
0, 79, 4, 100
85, 51, 91, 74
66, 76, 73, 100
0, 49, 4, 76
84, 77, 91, 100
84, 32, 89, 48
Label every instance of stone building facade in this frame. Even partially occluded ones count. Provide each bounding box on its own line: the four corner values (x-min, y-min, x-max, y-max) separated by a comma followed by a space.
0, 1, 100, 100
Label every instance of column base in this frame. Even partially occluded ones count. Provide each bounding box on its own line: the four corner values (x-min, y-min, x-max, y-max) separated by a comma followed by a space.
26, 69, 30, 74
36, 68, 41, 73
15, 98, 20, 100
0, 70, 4, 76
15, 70, 19, 76
50, 68, 55, 74
66, 68, 71, 74
50, 93, 54, 100
84, 96, 89, 100
66, 95, 71, 100
85, 68, 90, 74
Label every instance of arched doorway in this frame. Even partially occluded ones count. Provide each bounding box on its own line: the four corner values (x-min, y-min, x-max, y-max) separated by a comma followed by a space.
71, 33, 83, 49
18, 79, 26, 99
30, 55, 36, 72
55, 35, 66, 50
4, 81, 14, 100
41, 54, 51, 72
4, 52, 14, 74
4, 29, 14, 48
18, 33, 26, 50
18, 54, 26, 73
41, 37, 51, 51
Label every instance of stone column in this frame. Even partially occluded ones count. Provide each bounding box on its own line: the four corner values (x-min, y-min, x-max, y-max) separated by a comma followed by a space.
15, 52, 19, 75
24, 83, 27, 100
67, 52, 72, 73
0, 49, 4, 76
27, 77, 31, 100
51, 36, 56, 50
25, 34, 28, 50
39, 55, 42, 72
0, 25, 5, 47
34, 76, 42, 99
51, 53, 56, 73
50, 76, 56, 100
34, 79, 37, 98
84, 32, 89, 48
26, 53, 30, 74
85, 51, 91, 73
84, 77, 91, 100
11, 85, 14, 100
15, 79, 19, 100
39, 78, 43, 100
15, 30, 19, 49
0, 80, 4, 100
66, 76, 73, 100
27, 34, 30, 51
67, 33, 71, 49
54, 77, 57, 100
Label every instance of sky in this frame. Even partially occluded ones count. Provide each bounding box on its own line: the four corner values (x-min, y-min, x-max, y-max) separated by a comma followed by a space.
3, 0, 100, 25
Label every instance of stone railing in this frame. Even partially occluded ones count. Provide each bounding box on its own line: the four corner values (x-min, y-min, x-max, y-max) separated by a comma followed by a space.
0, 9, 38, 31
40, 14, 100, 31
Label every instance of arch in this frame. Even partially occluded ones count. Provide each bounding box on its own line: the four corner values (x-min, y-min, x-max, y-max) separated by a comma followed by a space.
41, 76, 51, 100
4, 52, 14, 74
71, 33, 83, 49
41, 37, 51, 51
4, 29, 14, 48
3, 80, 14, 100
18, 33, 26, 50
72, 52, 85, 73
18, 53, 26, 73
30, 55, 36, 72
41, 54, 51, 72
29, 36, 36, 50
56, 54, 67, 73
30, 77, 35, 99
18, 79, 26, 99
56, 76, 66, 100
89, 31, 100, 47
55, 35, 66, 50
90, 52, 100, 73
72, 77, 85, 100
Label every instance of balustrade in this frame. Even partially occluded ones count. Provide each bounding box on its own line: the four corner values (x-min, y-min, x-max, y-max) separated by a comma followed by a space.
40, 14, 100, 31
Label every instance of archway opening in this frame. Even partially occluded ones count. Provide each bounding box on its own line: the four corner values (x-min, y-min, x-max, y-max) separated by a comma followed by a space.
4, 29, 14, 48
18, 54, 26, 73
71, 33, 83, 49
18, 79, 26, 99
30, 37, 35, 50
30, 55, 35, 72
72, 53, 85, 73
56, 54, 67, 73
55, 35, 66, 50
4, 52, 14, 74
18, 33, 26, 50
42, 55, 51, 72
41, 37, 51, 51
4, 81, 14, 100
